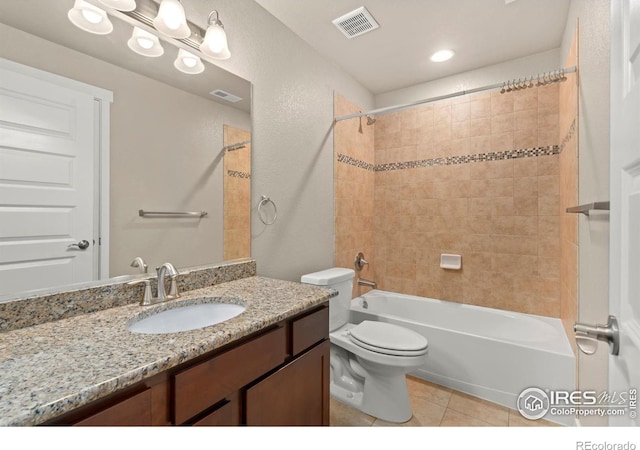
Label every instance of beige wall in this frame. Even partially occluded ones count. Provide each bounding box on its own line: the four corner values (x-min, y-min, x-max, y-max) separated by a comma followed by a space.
202, 0, 374, 282
0, 23, 250, 277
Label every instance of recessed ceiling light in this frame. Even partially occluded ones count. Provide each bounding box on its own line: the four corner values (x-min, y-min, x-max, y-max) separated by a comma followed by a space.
430, 49, 455, 62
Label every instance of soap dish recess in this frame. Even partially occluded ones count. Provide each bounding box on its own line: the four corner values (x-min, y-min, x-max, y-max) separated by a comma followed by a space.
440, 254, 462, 270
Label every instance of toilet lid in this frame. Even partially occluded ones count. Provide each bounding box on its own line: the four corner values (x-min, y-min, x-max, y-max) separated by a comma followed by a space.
349, 321, 428, 356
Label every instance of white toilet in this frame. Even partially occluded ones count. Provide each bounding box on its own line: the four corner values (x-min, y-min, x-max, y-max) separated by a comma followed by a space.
301, 267, 428, 423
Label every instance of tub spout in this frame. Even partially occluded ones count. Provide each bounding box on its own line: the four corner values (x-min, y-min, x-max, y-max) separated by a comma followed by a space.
358, 278, 377, 289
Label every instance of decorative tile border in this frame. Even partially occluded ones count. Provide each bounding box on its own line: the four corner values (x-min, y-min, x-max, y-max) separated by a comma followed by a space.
337, 145, 558, 173
227, 170, 251, 179
559, 119, 576, 152
375, 145, 560, 172
337, 118, 577, 172
337, 153, 375, 171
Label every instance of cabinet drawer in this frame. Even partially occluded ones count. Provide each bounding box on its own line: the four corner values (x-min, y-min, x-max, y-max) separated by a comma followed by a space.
74, 388, 152, 426
172, 325, 287, 424
291, 304, 329, 356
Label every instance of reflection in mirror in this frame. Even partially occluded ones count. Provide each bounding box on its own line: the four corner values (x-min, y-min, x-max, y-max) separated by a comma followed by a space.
0, 0, 251, 300
223, 126, 252, 261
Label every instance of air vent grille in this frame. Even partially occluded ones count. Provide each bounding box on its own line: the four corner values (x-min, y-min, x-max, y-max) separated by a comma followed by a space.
332, 7, 379, 39
209, 89, 242, 103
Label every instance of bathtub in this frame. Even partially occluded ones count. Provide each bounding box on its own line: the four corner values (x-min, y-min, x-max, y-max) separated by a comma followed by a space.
350, 290, 575, 426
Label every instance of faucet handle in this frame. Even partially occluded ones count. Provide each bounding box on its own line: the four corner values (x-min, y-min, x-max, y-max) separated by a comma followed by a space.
168, 273, 180, 298
130, 257, 148, 274
354, 252, 369, 271
127, 279, 153, 306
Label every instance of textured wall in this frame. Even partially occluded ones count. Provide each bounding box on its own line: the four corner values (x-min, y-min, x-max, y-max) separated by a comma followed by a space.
187, 0, 375, 282
561, 0, 611, 427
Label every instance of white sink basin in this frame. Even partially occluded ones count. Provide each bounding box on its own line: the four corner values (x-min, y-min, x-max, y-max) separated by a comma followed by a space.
127, 299, 246, 334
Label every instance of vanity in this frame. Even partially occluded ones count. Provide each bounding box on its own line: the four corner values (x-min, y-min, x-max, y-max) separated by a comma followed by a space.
0, 260, 334, 426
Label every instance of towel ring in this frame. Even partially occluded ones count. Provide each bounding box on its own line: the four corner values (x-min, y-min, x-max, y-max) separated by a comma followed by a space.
258, 195, 277, 225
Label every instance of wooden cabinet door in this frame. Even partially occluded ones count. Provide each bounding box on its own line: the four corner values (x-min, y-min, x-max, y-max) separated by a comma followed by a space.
192, 392, 240, 426
245, 340, 329, 426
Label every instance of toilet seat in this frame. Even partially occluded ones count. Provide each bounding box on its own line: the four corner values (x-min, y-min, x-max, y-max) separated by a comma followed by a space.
348, 321, 428, 357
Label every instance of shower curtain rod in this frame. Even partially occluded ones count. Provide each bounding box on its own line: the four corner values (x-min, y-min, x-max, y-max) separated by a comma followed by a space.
334, 66, 577, 123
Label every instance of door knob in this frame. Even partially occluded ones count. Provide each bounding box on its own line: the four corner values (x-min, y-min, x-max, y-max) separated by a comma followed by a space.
68, 240, 90, 250
574, 315, 620, 356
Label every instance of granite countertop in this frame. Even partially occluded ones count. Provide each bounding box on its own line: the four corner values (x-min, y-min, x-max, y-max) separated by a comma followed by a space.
0, 276, 334, 426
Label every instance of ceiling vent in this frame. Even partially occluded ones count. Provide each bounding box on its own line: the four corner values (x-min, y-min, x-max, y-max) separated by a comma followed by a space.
209, 89, 242, 103
332, 7, 379, 39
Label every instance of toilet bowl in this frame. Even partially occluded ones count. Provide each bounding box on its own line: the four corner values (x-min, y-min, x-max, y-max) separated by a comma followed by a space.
301, 268, 428, 423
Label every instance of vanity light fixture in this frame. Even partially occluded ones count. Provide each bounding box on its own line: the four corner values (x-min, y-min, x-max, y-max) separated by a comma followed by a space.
430, 49, 455, 62
153, 0, 191, 39
127, 26, 164, 57
68, 0, 114, 35
97, 0, 137, 11
67, 0, 232, 75
174, 48, 204, 74
200, 10, 230, 60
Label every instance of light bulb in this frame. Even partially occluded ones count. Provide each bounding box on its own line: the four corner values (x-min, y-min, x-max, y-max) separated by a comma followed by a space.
128, 27, 164, 57
183, 57, 197, 68
204, 24, 226, 53
200, 22, 230, 59
153, 0, 190, 38
68, 0, 113, 35
430, 49, 455, 63
137, 37, 154, 49
174, 49, 204, 74
81, 9, 103, 24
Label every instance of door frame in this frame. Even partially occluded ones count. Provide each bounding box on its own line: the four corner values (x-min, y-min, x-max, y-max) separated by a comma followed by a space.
0, 58, 113, 281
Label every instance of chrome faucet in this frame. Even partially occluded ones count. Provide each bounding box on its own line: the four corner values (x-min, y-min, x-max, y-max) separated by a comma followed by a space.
127, 262, 180, 306
357, 278, 377, 289
156, 262, 179, 301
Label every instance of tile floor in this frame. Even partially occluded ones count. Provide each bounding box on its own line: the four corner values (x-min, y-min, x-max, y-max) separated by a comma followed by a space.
330, 376, 560, 427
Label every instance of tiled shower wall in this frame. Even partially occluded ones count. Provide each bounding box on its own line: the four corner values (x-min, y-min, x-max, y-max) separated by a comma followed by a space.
335, 76, 577, 317
223, 125, 251, 261
334, 96, 376, 298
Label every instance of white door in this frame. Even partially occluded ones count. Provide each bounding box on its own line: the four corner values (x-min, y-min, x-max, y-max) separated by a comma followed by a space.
0, 63, 97, 296
610, 0, 640, 427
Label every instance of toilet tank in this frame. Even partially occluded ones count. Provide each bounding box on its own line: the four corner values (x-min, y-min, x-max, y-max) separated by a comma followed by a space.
301, 268, 354, 331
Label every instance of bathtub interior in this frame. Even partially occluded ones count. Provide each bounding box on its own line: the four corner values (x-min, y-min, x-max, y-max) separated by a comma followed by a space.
349, 290, 576, 426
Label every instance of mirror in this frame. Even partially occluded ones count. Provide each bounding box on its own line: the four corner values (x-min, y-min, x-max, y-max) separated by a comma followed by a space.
0, 0, 252, 300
